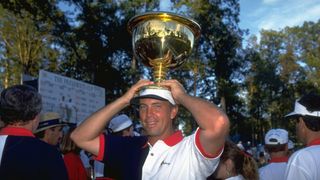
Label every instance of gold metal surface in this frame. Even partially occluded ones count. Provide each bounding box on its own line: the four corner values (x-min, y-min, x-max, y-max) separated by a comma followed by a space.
128, 11, 201, 83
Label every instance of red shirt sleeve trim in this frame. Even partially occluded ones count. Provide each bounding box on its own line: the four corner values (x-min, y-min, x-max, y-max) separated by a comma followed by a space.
94, 134, 105, 161
195, 128, 224, 158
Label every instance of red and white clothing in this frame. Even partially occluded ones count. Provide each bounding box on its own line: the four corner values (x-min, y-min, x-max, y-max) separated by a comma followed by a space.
259, 156, 288, 180
80, 150, 105, 178
285, 138, 320, 180
96, 128, 222, 180
142, 129, 222, 179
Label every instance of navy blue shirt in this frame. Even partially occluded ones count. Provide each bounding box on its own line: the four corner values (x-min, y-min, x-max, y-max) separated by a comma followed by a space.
101, 135, 148, 180
0, 127, 68, 180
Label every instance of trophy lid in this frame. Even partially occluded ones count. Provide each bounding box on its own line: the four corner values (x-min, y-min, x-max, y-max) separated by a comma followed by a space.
127, 11, 201, 40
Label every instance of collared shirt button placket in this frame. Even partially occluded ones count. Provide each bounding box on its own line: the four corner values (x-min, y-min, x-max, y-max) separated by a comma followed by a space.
148, 143, 154, 157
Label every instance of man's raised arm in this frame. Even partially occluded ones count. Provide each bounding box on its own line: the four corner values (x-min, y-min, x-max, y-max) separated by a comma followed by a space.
159, 79, 230, 156
71, 80, 153, 155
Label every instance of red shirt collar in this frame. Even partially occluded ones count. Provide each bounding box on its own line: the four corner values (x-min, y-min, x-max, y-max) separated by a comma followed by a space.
307, 138, 320, 147
162, 130, 183, 146
0, 126, 35, 137
269, 156, 289, 163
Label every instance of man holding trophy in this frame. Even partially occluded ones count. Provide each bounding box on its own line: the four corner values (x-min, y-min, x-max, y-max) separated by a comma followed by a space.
71, 12, 229, 180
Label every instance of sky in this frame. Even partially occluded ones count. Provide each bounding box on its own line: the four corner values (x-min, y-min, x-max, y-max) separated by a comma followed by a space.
61, 0, 320, 39
239, 0, 320, 37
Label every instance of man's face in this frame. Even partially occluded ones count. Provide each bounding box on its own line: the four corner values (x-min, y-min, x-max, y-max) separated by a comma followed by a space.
122, 126, 134, 137
45, 126, 64, 146
138, 98, 177, 138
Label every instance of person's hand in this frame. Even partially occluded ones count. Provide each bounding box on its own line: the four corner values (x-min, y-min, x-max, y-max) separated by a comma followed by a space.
158, 79, 187, 104
122, 79, 154, 104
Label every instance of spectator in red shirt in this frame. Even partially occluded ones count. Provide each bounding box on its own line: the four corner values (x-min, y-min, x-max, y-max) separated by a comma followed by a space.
61, 125, 89, 180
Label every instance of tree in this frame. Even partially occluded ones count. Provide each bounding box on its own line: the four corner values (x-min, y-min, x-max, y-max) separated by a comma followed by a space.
60, 0, 160, 102
243, 20, 320, 143
172, 0, 246, 134
0, 5, 57, 87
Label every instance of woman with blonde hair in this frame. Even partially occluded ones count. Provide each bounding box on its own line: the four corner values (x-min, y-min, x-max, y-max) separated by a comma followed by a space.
207, 140, 259, 180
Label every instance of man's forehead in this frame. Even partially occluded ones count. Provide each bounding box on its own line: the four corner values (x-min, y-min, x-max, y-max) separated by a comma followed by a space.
139, 98, 168, 105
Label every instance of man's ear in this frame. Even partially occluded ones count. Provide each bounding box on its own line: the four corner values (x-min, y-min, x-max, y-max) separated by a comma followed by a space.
40, 129, 50, 140
170, 106, 179, 120
299, 118, 307, 134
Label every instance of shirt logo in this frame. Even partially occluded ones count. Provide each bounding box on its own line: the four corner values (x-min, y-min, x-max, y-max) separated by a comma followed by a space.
161, 161, 171, 165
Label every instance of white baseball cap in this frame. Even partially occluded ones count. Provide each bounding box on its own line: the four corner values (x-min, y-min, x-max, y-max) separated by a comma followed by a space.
131, 88, 176, 105
108, 114, 133, 133
265, 128, 289, 145
285, 100, 320, 118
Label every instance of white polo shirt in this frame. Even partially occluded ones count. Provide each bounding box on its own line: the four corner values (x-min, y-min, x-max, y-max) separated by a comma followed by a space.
80, 150, 105, 177
142, 128, 222, 180
285, 139, 320, 180
259, 156, 288, 180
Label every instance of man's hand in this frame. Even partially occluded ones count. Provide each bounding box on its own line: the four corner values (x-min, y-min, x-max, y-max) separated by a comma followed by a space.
158, 79, 187, 104
122, 79, 154, 104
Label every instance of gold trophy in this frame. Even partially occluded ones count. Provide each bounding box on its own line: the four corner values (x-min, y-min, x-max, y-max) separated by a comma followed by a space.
127, 11, 201, 87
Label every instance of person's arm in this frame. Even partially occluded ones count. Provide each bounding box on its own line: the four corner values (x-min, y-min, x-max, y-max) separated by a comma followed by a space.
159, 79, 229, 156
71, 80, 153, 156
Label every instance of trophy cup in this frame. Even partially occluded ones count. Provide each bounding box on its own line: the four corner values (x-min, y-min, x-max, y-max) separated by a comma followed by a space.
127, 11, 201, 88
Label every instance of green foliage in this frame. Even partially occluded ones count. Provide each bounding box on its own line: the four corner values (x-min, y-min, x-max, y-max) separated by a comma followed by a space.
1, 0, 319, 143
243, 20, 320, 144
172, 0, 245, 133
0, 0, 246, 135
0, 5, 57, 87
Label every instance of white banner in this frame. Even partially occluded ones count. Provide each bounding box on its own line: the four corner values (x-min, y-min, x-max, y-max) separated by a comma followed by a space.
39, 70, 105, 124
